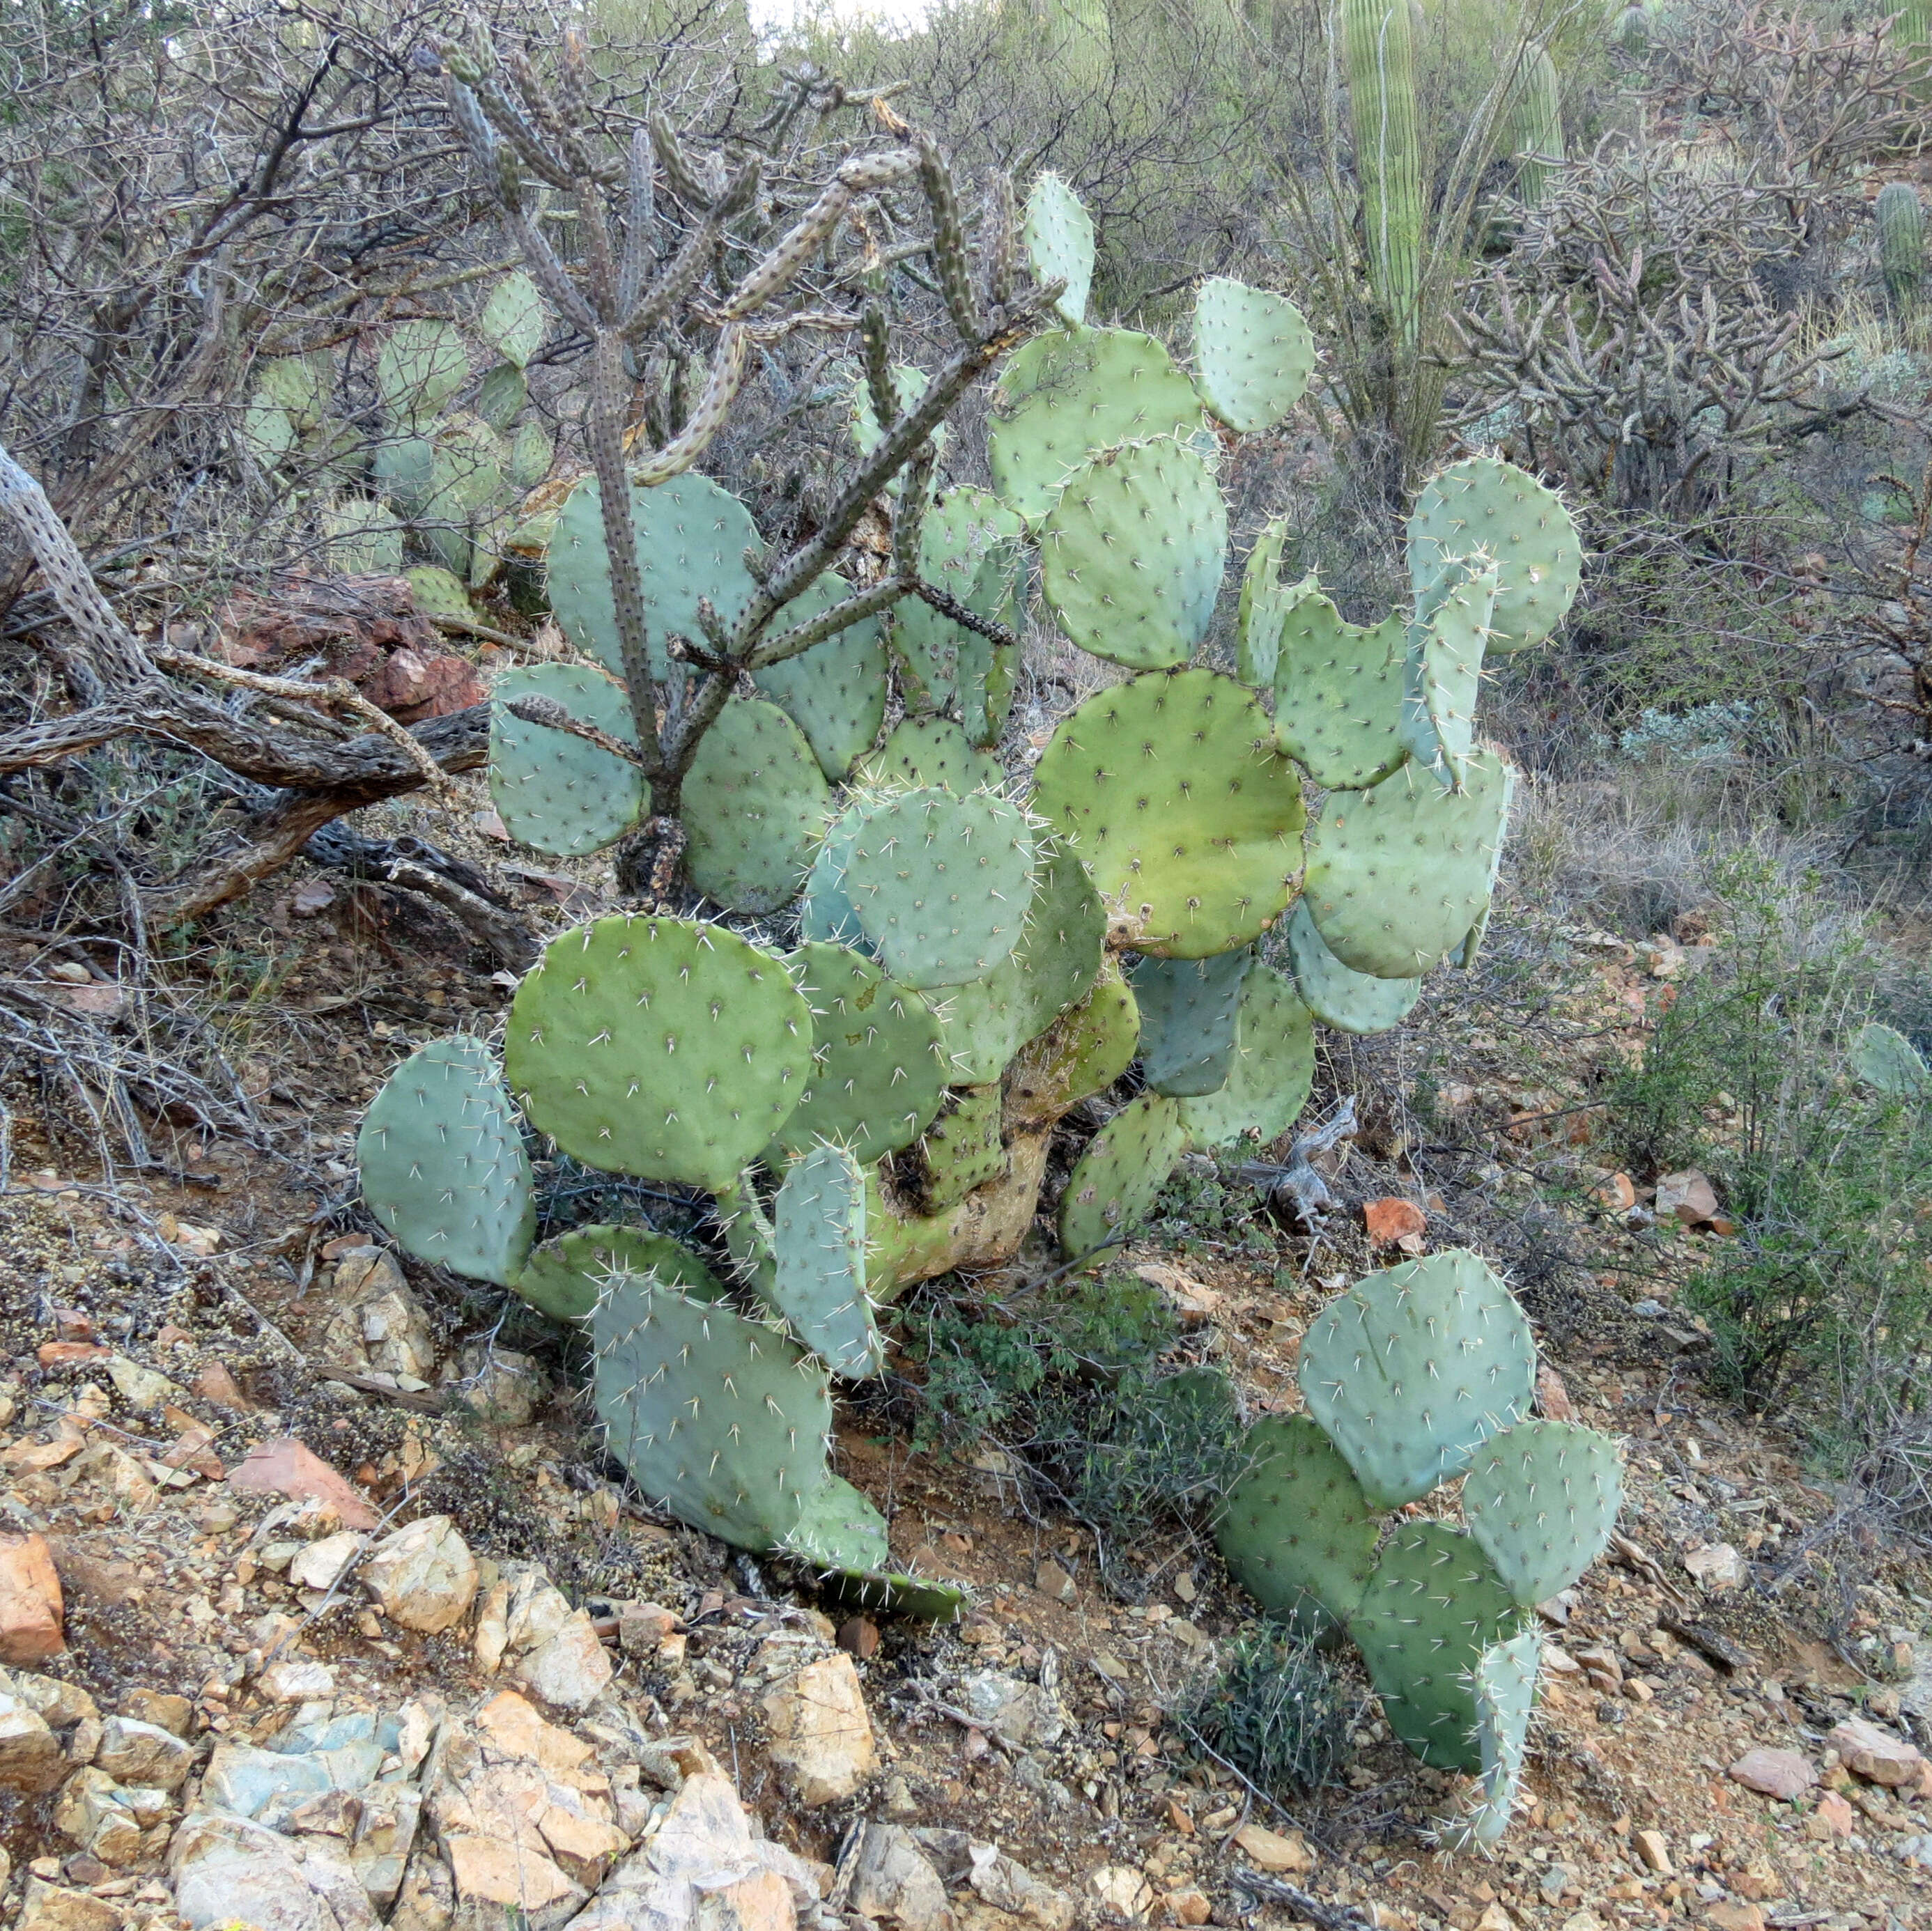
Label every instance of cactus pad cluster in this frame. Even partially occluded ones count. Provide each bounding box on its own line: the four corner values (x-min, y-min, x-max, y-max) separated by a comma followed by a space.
355, 171, 1586, 1705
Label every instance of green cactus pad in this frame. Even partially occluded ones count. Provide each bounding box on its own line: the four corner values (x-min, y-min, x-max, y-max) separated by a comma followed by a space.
1274, 585, 1408, 791
1033, 668, 1306, 958
1407, 458, 1581, 657
374, 436, 435, 518
488, 664, 647, 858
857, 715, 1003, 795
1007, 959, 1141, 1130
773, 943, 948, 1165
1285, 901, 1422, 1036
1850, 1021, 1931, 1099
1040, 437, 1228, 670
475, 362, 526, 433
683, 697, 831, 914
1349, 1523, 1524, 1773
1302, 752, 1515, 978
1236, 520, 1293, 689
512, 1223, 725, 1324
817, 1567, 971, 1622
1214, 1413, 1380, 1641
1191, 277, 1316, 434
376, 320, 468, 427
404, 565, 473, 620
1059, 1091, 1187, 1261
1175, 963, 1316, 1151
798, 793, 888, 952
548, 470, 759, 683
1402, 556, 1497, 782
1299, 1249, 1537, 1507
771, 1142, 881, 1377
507, 916, 812, 1191
713, 1174, 779, 1303
783, 1473, 892, 1573
753, 571, 889, 780
1468, 1629, 1541, 1843
1129, 949, 1253, 1099
594, 1271, 833, 1552
357, 1036, 534, 1287
989, 327, 1207, 525
479, 269, 546, 369
893, 488, 1026, 718
1462, 1420, 1623, 1608
915, 1085, 1005, 1213
1023, 171, 1095, 326
922, 972, 1025, 1086
844, 787, 1038, 989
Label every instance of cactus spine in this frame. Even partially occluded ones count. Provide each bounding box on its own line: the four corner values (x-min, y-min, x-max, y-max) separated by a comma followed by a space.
1880, 182, 1926, 308
1343, 0, 1424, 346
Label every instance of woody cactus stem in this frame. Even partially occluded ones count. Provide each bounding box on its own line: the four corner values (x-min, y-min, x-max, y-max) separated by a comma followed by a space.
1343, 0, 1424, 348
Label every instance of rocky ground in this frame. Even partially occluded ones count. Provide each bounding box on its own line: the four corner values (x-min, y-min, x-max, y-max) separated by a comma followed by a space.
0, 887, 1926, 1931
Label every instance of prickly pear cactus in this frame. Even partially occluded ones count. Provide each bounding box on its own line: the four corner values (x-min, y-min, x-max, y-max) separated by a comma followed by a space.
355, 171, 1585, 1643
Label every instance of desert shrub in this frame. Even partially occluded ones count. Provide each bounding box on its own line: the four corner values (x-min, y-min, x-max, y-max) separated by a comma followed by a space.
1178, 1622, 1357, 1797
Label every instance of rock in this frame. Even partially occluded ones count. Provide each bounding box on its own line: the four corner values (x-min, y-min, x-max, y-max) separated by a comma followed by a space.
617, 1602, 680, 1654
516, 1607, 615, 1712
261, 1659, 337, 1703
955, 1668, 1065, 1748
360, 1516, 476, 1634
1534, 1363, 1576, 1421
15, 1880, 121, 1931
287, 1781, 423, 1912
1681, 1542, 1745, 1590
1656, 1170, 1720, 1225
1591, 1172, 1637, 1212
201, 1740, 353, 1827
104, 1355, 180, 1410
291, 1530, 366, 1593
837, 1615, 880, 1660
1633, 1830, 1672, 1875
1035, 1560, 1076, 1603
317, 1249, 435, 1382
363, 648, 486, 724
7, 1673, 96, 1730
914, 1832, 1074, 1931
0, 1533, 65, 1664
1090, 1868, 1155, 1921
192, 1359, 253, 1409
119, 1691, 185, 1738
443, 1344, 546, 1425
1727, 1749, 1816, 1800
1703, 1906, 1765, 1931
1826, 1715, 1923, 1786
52, 1766, 143, 1866
226, 1438, 378, 1529
849, 1823, 955, 1931
170, 1806, 377, 1930
1474, 1909, 1515, 1931
762, 1652, 876, 1805
1815, 1791, 1855, 1837
1231, 1823, 1313, 1874
94, 1713, 192, 1791
1362, 1197, 1427, 1246
0, 1693, 64, 1792
1166, 1890, 1212, 1927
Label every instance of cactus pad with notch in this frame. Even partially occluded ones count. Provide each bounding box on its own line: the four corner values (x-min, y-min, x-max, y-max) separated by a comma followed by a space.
1129, 949, 1253, 1098
513, 1223, 725, 1324
1274, 588, 1408, 791
1023, 170, 1095, 325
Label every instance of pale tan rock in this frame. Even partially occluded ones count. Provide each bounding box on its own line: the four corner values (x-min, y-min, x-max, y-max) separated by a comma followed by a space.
1656, 1170, 1719, 1225
0, 1533, 64, 1664
104, 1356, 180, 1411
259, 1659, 336, 1702
473, 1575, 511, 1673
1683, 1543, 1745, 1590
93, 1713, 192, 1791
1827, 1714, 1923, 1787
849, 1823, 955, 1931
288, 1528, 366, 1592
52, 1766, 141, 1866
319, 1249, 436, 1381
762, 1652, 876, 1804
1089, 1868, 1155, 1921
1633, 1830, 1672, 1875
360, 1515, 477, 1634
1535, 1362, 1577, 1421
15, 1879, 121, 1931
1703, 1905, 1765, 1931
1727, 1748, 1815, 1800
0, 1693, 63, 1792
515, 1607, 614, 1711
1230, 1823, 1313, 1874
1166, 1889, 1212, 1927
7, 1672, 96, 1730
1475, 1907, 1515, 1931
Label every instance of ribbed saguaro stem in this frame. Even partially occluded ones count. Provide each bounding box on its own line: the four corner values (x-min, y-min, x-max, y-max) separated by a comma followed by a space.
1879, 181, 1926, 309
1342, 0, 1423, 349
1510, 48, 1563, 208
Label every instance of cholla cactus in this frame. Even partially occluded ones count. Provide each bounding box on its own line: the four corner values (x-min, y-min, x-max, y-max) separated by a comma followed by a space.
1215, 1250, 1623, 1839
355, 173, 1587, 1707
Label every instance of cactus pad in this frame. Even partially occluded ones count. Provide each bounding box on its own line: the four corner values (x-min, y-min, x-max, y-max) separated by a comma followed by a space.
513, 1223, 724, 1324
377, 320, 468, 426
858, 715, 1003, 794
357, 1036, 534, 1287
819, 1568, 971, 1622
895, 488, 1025, 723
1214, 1413, 1380, 1641
1059, 1091, 1187, 1260
1285, 901, 1422, 1036
989, 327, 1206, 523
1467, 1629, 1541, 1843
1236, 518, 1293, 689
773, 943, 948, 1164
1040, 437, 1228, 670
1299, 1249, 1537, 1507
1850, 1021, 1931, 1099
1407, 458, 1580, 657
507, 915, 812, 1191
1129, 949, 1253, 1099
1348, 1523, 1524, 1773
1274, 587, 1409, 791
771, 1142, 881, 1377
1462, 1420, 1623, 1608
1007, 960, 1141, 1130
1191, 277, 1316, 433
1402, 555, 1497, 782
682, 697, 831, 914
1175, 963, 1317, 1151
844, 787, 1038, 989
594, 1271, 833, 1552
1023, 170, 1095, 325
915, 1085, 1006, 1212
1301, 752, 1514, 978
752, 570, 889, 780
1032, 669, 1306, 958
798, 794, 885, 951
782, 1472, 892, 1573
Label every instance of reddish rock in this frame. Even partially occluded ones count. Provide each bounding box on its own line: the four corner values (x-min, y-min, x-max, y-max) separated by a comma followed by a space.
1826, 1715, 1923, 1787
1362, 1197, 1427, 1247
837, 1616, 880, 1661
36, 1342, 109, 1368
1534, 1363, 1576, 1422
1656, 1170, 1720, 1225
215, 573, 431, 676
362, 648, 485, 723
0, 1533, 65, 1664
225, 1437, 377, 1528
1592, 1172, 1637, 1211
190, 1361, 252, 1410
1814, 1791, 1855, 1837
1703, 1905, 1765, 1931
1726, 1748, 1815, 1800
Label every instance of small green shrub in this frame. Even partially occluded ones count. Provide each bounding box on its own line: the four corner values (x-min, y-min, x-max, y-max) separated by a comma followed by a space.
1180, 1622, 1357, 1796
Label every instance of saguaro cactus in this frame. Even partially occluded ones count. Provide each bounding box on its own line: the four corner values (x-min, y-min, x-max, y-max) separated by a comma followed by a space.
1880, 181, 1926, 307
1342, 0, 1424, 343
